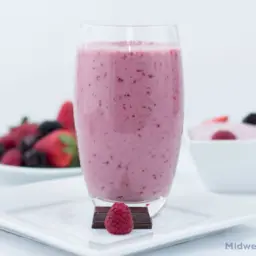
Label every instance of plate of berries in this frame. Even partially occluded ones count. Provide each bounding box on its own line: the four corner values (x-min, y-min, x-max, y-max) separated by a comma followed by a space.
0, 101, 82, 186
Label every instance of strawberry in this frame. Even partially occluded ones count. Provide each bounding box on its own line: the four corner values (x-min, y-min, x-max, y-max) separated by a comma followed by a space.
104, 202, 134, 235
33, 129, 78, 167
204, 115, 229, 124
57, 101, 75, 131
212, 115, 229, 123
1, 149, 22, 166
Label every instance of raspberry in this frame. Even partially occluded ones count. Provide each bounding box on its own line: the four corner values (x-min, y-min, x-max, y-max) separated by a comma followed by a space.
104, 202, 133, 235
0, 134, 16, 150
1, 149, 22, 166
12, 123, 39, 145
211, 130, 237, 140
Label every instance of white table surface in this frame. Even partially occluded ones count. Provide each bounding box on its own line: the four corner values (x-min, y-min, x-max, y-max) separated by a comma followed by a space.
1, 148, 256, 256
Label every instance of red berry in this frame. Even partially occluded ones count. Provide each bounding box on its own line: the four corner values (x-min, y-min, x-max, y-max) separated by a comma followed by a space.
9, 116, 29, 132
204, 115, 229, 124
104, 202, 133, 235
57, 101, 75, 131
1, 149, 22, 166
34, 129, 78, 167
211, 130, 237, 140
12, 123, 39, 145
212, 115, 229, 123
0, 135, 16, 150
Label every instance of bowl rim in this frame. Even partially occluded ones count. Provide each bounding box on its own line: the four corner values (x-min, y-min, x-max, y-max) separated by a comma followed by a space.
0, 163, 81, 175
188, 138, 256, 144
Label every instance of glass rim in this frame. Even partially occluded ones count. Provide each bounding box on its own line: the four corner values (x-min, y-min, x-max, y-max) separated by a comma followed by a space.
80, 21, 178, 29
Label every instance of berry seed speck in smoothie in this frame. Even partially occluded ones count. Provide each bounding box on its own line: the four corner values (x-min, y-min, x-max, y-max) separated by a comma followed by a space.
75, 41, 183, 203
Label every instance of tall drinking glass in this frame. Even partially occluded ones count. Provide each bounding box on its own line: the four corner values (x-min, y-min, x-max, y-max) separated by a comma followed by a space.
75, 24, 184, 216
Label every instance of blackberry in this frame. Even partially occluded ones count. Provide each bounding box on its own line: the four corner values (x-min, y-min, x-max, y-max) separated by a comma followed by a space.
23, 149, 50, 167
38, 121, 63, 137
242, 113, 256, 125
0, 144, 5, 160
19, 135, 39, 153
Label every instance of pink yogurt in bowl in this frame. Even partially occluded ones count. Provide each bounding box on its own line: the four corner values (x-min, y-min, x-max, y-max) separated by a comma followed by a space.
187, 120, 256, 193
189, 122, 256, 141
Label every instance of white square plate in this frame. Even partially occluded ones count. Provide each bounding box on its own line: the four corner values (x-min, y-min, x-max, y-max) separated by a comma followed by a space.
0, 175, 255, 256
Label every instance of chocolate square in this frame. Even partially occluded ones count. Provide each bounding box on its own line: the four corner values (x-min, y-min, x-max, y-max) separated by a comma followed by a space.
92, 206, 152, 229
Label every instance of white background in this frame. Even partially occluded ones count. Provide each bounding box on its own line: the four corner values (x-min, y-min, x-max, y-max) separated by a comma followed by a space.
0, 0, 256, 132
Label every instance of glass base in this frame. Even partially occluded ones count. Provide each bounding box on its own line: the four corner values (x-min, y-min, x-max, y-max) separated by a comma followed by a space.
92, 196, 167, 218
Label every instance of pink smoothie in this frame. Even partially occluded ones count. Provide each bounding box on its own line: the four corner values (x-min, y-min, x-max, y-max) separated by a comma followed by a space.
75, 41, 183, 202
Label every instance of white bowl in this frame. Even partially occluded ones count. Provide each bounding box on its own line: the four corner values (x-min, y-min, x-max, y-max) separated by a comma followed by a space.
187, 134, 256, 194
0, 164, 82, 186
